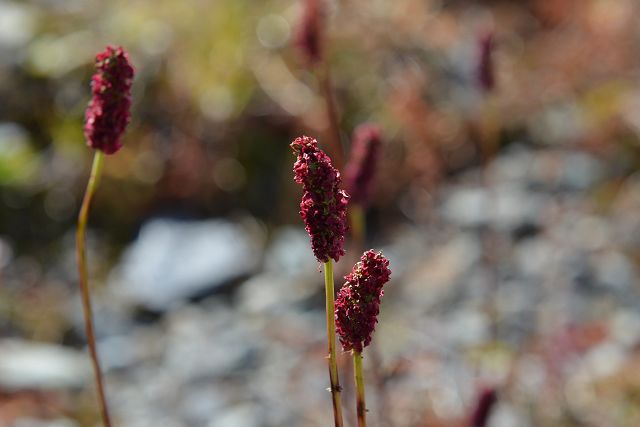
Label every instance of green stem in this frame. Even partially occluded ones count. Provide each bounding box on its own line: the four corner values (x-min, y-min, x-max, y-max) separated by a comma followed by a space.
349, 204, 365, 250
76, 151, 112, 427
354, 350, 367, 427
324, 260, 344, 427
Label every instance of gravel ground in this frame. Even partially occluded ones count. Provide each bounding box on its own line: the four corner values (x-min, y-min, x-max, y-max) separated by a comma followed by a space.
2, 144, 640, 427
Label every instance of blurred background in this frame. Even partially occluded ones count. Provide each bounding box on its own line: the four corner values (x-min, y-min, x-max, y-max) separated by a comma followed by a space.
1, 0, 640, 426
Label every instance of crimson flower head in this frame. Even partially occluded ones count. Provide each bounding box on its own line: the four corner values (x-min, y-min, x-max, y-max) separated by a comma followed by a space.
476, 32, 495, 92
84, 45, 135, 155
344, 124, 382, 207
291, 136, 349, 263
294, 0, 324, 66
335, 250, 391, 353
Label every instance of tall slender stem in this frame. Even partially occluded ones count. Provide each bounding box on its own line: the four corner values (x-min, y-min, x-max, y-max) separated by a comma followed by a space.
353, 350, 367, 427
76, 150, 112, 427
324, 260, 344, 427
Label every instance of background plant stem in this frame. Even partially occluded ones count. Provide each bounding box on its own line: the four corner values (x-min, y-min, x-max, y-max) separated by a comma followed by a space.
324, 260, 344, 427
319, 64, 344, 172
354, 350, 367, 427
76, 150, 112, 427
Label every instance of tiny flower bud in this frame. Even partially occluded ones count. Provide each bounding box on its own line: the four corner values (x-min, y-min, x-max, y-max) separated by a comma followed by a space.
84, 46, 135, 155
476, 32, 495, 93
292, 136, 349, 262
335, 250, 391, 352
294, 0, 324, 66
344, 124, 382, 207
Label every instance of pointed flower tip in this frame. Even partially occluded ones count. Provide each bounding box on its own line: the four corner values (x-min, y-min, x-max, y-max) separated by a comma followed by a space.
345, 124, 382, 206
335, 250, 391, 352
84, 45, 135, 155
291, 135, 349, 263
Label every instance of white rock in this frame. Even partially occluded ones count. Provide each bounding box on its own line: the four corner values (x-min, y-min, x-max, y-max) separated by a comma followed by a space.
110, 218, 264, 310
209, 404, 260, 427
0, 339, 90, 390
263, 226, 317, 277
403, 235, 481, 308
442, 185, 544, 230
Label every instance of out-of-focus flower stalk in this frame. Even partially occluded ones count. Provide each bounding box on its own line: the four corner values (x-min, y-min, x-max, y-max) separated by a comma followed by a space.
469, 387, 498, 427
76, 45, 134, 427
294, 0, 344, 170
476, 32, 495, 93
345, 124, 382, 248
75, 151, 110, 427
319, 65, 345, 171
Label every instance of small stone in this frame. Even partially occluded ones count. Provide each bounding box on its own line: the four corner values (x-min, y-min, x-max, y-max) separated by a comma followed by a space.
0, 339, 90, 391
263, 226, 318, 277
209, 404, 260, 427
110, 218, 264, 310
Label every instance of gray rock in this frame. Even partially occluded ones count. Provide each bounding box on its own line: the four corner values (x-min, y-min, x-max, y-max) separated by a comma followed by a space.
593, 250, 636, 292
560, 152, 604, 191
445, 308, 490, 347
487, 145, 535, 185
209, 404, 260, 427
110, 218, 265, 310
263, 226, 318, 277
238, 273, 317, 314
491, 403, 531, 427
402, 235, 481, 309
164, 305, 262, 381
442, 185, 545, 230
179, 384, 229, 424
0, 339, 90, 390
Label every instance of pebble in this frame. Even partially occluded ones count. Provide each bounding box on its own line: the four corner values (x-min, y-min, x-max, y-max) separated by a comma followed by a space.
109, 218, 265, 310
0, 339, 89, 391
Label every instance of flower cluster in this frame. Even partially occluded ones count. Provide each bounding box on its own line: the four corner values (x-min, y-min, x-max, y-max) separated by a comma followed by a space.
344, 124, 382, 207
84, 46, 135, 155
292, 136, 349, 262
295, 0, 324, 66
476, 32, 495, 92
335, 250, 391, 352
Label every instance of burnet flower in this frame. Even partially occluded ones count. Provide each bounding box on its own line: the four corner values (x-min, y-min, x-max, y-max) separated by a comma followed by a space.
84, 45, 134, 155
76, 46, 134, 427
344, 124, 382, 207
291, 136, 349, 263
335, 250, 391, 353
